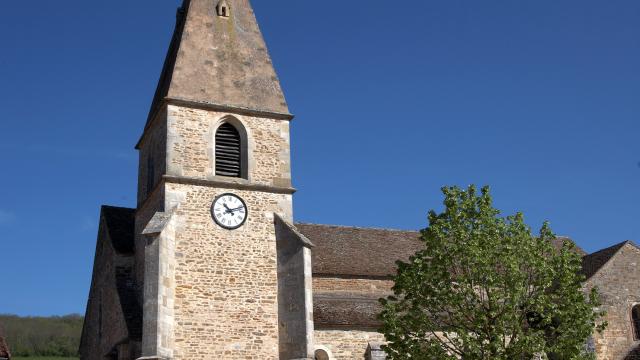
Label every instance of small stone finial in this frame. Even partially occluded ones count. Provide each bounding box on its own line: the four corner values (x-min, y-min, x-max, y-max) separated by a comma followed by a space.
366, 342, 387, 360
217, 0, 231, 18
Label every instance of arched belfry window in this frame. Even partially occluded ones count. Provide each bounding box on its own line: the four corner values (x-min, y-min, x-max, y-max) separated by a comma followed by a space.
215, 121, 246, 178
217, 0, 230, 17
632, 304, 640, 340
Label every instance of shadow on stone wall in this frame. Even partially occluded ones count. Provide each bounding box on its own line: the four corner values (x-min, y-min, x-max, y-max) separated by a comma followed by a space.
625, 343, 640, 359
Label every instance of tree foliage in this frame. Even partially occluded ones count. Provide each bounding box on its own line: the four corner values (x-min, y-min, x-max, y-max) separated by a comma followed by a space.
380, 186, 606, 360
0, 314, 83, 357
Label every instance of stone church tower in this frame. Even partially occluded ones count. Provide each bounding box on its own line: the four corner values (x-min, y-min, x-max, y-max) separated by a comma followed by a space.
132, 0, 312, 358
80, 1, 640, 359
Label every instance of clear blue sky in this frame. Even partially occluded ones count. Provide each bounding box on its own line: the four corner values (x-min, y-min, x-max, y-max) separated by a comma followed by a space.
0, 1, 638, 316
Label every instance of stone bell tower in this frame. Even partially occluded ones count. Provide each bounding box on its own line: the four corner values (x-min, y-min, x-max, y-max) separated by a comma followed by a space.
133, 0, 313, 359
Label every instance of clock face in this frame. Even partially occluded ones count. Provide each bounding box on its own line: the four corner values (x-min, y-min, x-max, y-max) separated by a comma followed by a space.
211, 193, 248, 230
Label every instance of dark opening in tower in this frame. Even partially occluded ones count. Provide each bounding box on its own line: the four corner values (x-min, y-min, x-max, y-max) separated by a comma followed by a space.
633, 304, 640, 340
215, 122, 242, 178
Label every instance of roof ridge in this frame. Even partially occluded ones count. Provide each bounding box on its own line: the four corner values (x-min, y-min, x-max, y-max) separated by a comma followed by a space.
619, 240, 640, 252
295, 222, 420, 234
586, 240, 629, 258
582, 240, 632, 280
102, 205, 136, 211
550, 236, 586, 256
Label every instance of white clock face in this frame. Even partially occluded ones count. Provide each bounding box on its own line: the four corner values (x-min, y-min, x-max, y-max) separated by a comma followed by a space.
211, 193, 248, 230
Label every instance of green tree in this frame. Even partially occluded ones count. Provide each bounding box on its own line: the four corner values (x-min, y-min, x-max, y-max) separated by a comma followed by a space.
380, 185, 606, 360
0, 314, 83, 357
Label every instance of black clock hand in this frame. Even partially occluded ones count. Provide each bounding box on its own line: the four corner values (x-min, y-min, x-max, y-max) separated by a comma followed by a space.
223, 203, 234, 214
229, 206, 244, 212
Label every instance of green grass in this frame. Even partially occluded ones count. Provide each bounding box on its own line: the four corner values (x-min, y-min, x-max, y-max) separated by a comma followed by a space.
13, 357, 79, 360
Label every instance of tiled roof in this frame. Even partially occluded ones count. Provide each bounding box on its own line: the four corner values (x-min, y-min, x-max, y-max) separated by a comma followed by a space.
101, 206, 136, 255
0, 325, 11, 359
551, 236, 586, 256
295, 223, 423, 277
313, 293, 382, 329
297, 223, 584, 277
582, 241, 633, 280
300, 223, 595, 329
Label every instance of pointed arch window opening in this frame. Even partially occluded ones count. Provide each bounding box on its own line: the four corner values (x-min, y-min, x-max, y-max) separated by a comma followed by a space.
215, 121, 247, 179
632, 304, 640, 340
217, 1, 230, 18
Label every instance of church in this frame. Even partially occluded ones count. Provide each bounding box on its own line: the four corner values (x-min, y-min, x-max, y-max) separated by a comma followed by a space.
79, 1, 640, 359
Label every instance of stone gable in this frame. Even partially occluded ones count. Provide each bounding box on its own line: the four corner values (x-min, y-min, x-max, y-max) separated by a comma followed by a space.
585, 242, 640, 359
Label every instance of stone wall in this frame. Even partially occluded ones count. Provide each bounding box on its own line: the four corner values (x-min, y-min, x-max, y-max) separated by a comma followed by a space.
137, 108, 167, 206
586, 243, 640, 360
135, 186, 165, 301
80, 221, 131, 360
312, 277, 391, 359
144, 104, 294, 359
132, 93, 295, 358
275, 216, 314, 359
166, 105, 292, 188
314, 329, 386, 360
135, 107, 168, 294
168, 182, 291, 359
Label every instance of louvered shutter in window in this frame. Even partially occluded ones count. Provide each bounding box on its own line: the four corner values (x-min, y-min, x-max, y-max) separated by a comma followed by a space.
215, 123, 242, 177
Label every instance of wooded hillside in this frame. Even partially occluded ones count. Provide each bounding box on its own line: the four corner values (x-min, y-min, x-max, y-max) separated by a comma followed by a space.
0, 314, 83, 357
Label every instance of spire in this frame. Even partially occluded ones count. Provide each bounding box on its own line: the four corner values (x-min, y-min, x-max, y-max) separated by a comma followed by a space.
146, 0, 290, 127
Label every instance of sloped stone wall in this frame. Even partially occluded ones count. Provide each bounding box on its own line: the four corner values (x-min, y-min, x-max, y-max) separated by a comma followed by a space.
586, 244, 640, 360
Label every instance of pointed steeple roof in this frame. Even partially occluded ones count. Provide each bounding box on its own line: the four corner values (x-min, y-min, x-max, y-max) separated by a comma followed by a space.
146, 0, 290, 128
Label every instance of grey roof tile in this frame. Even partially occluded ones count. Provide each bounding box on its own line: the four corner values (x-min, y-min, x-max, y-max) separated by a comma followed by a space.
296, 223, 423, 277
551, 236, 586, 256
313, 293, 382, 329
